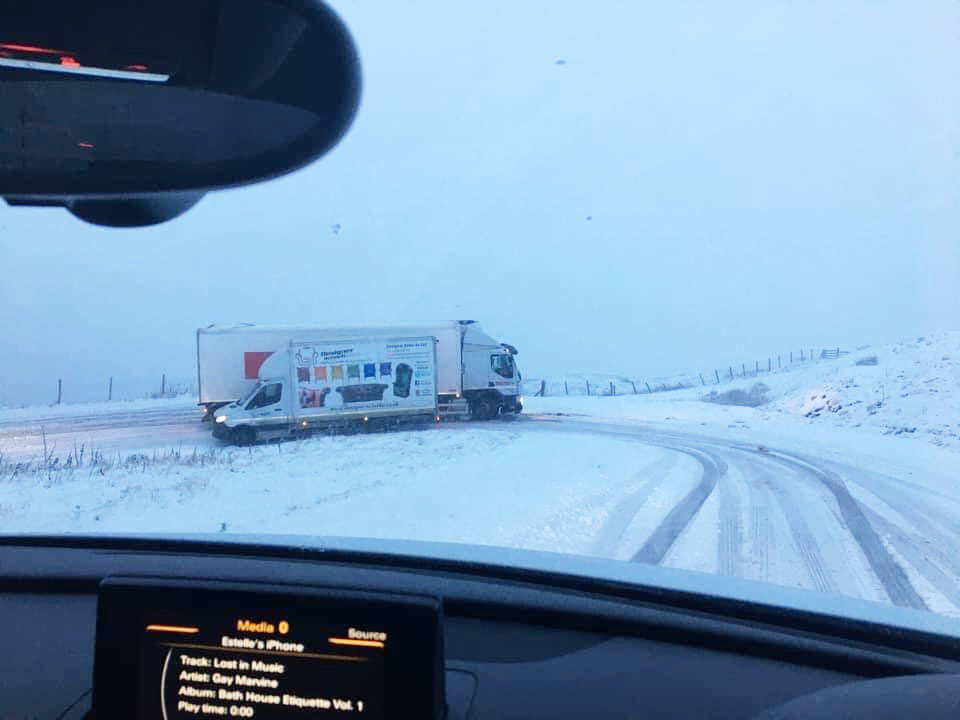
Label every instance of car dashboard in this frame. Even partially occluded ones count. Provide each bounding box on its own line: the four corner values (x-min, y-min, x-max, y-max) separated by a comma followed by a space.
2, 537, 959, 719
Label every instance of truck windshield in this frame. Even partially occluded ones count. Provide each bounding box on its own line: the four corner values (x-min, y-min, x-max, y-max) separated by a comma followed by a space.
491, 354, 514, 379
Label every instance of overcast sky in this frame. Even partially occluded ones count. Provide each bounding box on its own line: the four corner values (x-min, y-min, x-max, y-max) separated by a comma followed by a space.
1, 1, 958, 405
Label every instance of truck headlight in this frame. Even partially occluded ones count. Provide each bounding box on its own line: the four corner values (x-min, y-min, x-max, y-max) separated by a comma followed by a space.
215, 415, 227, 423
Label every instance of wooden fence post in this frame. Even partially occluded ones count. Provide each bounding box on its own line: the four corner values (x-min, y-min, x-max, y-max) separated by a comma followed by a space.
161, 373, 166, 395
539, 380, 546, 397
645, 382, 652, 393
630, 381, 637, 394
778, 355, 781, 369
564, 381, 569, 396
755, 360, 759, 374
790, 351, 793, 363
767, 358, 771, 372
108, 376, 113, 401
715, 369, 720, 384
586, 380, 591, 396
57, 378, 62, 405
800, 350, 804, 361
699, 373, 705, 386
729, 366, 733, 379
610, 381, 615, 396
742, 363, 746, 377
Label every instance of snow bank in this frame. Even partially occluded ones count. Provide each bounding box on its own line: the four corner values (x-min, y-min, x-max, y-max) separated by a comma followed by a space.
0, 427, 672, 554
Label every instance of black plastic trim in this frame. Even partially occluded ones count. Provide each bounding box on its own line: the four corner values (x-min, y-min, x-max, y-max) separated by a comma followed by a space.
1, 536, 959, 676
0, 0, 361, 196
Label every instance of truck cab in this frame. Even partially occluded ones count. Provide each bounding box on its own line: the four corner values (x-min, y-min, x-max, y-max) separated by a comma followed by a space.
212, 375, 290, 444
460, 332, 522, 419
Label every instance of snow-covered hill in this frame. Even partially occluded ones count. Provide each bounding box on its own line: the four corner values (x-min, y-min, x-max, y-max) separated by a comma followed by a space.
768, 333, 958, 446
529, 332, 960, 450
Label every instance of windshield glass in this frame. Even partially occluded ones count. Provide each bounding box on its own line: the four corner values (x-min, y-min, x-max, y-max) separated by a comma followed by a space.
1, 1, 959, 623
236, 383, 263, 409
491, 354, 514, 379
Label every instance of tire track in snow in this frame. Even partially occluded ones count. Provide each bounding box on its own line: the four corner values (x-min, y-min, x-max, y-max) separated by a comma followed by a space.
838, 469, 960, 578
514, 419, 727, 567
860, 505, 960, 608
736, 454, 837, 595
760, 450, 926, 610
516, 418, 927, 608
631, 446, 726, 565
590, 453, 680, 558
747, 480, 771, 582
717, 473, 743, 577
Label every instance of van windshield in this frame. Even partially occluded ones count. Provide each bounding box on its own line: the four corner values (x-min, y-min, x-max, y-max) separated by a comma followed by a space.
237, 384, 262, 408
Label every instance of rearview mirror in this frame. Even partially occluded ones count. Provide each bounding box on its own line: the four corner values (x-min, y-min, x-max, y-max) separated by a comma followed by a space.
0, 0, 360, 225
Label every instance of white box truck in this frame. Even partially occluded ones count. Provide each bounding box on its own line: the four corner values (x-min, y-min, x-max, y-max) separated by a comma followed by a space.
212, 335, 441, 444
198, 321, 521, 428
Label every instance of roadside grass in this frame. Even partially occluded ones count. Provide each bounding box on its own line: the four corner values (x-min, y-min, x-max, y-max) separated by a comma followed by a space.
0, 441, 237, 485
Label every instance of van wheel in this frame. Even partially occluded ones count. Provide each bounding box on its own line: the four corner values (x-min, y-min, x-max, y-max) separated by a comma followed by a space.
470, 396, 498, 421
234, 426, 257, 446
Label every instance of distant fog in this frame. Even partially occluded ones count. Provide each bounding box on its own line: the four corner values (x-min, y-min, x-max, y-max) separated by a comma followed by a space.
2, 1, 958, 406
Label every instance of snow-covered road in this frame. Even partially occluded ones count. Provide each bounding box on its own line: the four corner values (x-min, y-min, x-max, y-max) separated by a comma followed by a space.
0, 401, 213, 461
2, 396, 959, 617
518, 417, 945, 613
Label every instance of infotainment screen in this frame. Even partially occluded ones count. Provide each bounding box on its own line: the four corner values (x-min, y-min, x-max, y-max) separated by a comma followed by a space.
93, 579, 443, 720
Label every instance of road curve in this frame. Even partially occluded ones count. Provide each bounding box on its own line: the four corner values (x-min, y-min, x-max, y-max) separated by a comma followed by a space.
0, 404, 956, 612
514, 415, 941, 612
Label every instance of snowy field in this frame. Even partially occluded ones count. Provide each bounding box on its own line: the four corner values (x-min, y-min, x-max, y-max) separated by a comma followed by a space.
528, 332, 960, 487
1, 332, 959, 617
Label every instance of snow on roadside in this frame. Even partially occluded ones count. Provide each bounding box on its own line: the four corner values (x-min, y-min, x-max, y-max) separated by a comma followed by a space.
0, 427, 673, 554
525, 332, 960, 496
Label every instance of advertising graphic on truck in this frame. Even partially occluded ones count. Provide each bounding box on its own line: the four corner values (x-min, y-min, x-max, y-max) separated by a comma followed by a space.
212, 336, 440, 444
291, 338, 436, 414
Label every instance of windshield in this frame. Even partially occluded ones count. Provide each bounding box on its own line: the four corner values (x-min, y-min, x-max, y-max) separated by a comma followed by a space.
2, 1, 959, 624
236, 383, 263, 409
491, 354, 514, 379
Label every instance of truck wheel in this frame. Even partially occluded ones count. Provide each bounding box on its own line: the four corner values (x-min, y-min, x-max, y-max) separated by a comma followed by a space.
234, 426, 257, 446
470, 396, 498, 421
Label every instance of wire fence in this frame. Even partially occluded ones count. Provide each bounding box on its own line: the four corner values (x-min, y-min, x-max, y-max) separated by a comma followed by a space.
14, 374, 198, 408
20, 348, 851, 406
521, 347, 849, 398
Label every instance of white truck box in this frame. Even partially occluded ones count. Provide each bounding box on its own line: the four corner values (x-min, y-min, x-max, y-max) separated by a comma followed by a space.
198, 321, 521, 422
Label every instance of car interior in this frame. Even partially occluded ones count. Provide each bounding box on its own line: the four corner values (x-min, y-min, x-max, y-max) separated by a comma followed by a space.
2, 536, 960, 719
2, 1, 959, 718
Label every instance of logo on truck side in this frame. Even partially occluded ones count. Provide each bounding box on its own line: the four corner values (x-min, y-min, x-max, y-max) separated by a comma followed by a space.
295, 348, 320, 366
243, 352, 274, 379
